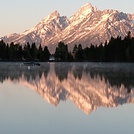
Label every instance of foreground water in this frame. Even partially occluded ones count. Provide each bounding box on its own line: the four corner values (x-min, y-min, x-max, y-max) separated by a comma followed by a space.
0, 62, 134, 134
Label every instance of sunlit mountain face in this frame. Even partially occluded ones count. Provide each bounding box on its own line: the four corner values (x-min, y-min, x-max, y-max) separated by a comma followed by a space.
1, 2, 134, 53
0, 62, 134, 114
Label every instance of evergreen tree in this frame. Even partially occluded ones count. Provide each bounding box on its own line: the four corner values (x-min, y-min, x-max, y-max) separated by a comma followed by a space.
18, 45, 23, 60
129, 36, 134, 62
6, 44, 9, 60
75, 44, 83, 61
83, 47, 89, 61
0, 40, 6, 60
72, 44, 78, 59
55, 42, 69, 61
9, 42, 16, 61
43, 46, 50, 61
23, 43, 31, 60
37, 44, 43, 61
30, 42, 38, 60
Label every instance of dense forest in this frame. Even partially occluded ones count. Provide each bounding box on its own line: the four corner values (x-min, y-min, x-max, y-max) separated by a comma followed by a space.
0, 32, 134, 62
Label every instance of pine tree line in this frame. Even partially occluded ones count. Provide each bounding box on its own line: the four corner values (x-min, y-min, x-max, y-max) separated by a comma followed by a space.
0, 41, 50, 61
55, 32, 134, 62
0, 32, 134, 62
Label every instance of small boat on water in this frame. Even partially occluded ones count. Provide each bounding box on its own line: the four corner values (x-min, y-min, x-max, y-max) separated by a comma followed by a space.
23, 62, 40, 66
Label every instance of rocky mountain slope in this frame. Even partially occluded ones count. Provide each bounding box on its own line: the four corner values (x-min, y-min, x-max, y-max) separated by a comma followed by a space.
1, 2, 134, 53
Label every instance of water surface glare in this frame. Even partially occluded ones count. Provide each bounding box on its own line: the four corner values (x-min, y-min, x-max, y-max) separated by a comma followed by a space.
0, 62, 134, 134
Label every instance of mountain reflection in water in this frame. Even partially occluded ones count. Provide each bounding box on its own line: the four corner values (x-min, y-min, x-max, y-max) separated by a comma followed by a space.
0, 62, 134, 114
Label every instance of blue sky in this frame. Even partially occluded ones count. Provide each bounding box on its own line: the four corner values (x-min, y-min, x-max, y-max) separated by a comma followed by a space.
0, 0, 134, 37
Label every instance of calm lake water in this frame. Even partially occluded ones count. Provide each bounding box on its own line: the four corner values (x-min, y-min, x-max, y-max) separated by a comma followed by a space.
0, 62, 134, 134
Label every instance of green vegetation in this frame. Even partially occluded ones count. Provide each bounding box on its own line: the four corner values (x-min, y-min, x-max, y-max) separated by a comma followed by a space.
0, 32, 134, 62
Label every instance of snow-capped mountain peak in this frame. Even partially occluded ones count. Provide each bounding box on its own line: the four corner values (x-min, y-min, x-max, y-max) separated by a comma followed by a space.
80, 2, 94, 11
44, 10, 60, 21
0, 2, 134, 53
70, 2, 97, 23
79, 2, 97, 13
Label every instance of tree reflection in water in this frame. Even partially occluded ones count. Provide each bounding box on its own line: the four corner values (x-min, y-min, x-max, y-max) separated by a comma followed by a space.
0, 62, 134, 114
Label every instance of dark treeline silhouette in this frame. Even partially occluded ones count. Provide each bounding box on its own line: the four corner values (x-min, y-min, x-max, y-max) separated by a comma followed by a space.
0, 32, 134, 62
0, 41, 50, 61
72, 31, 134, 62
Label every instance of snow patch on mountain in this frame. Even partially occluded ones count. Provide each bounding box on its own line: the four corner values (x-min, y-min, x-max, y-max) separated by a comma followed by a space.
69, 2, 97, 24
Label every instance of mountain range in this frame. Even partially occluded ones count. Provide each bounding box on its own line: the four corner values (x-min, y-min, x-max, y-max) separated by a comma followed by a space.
1, 2, 134, 53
